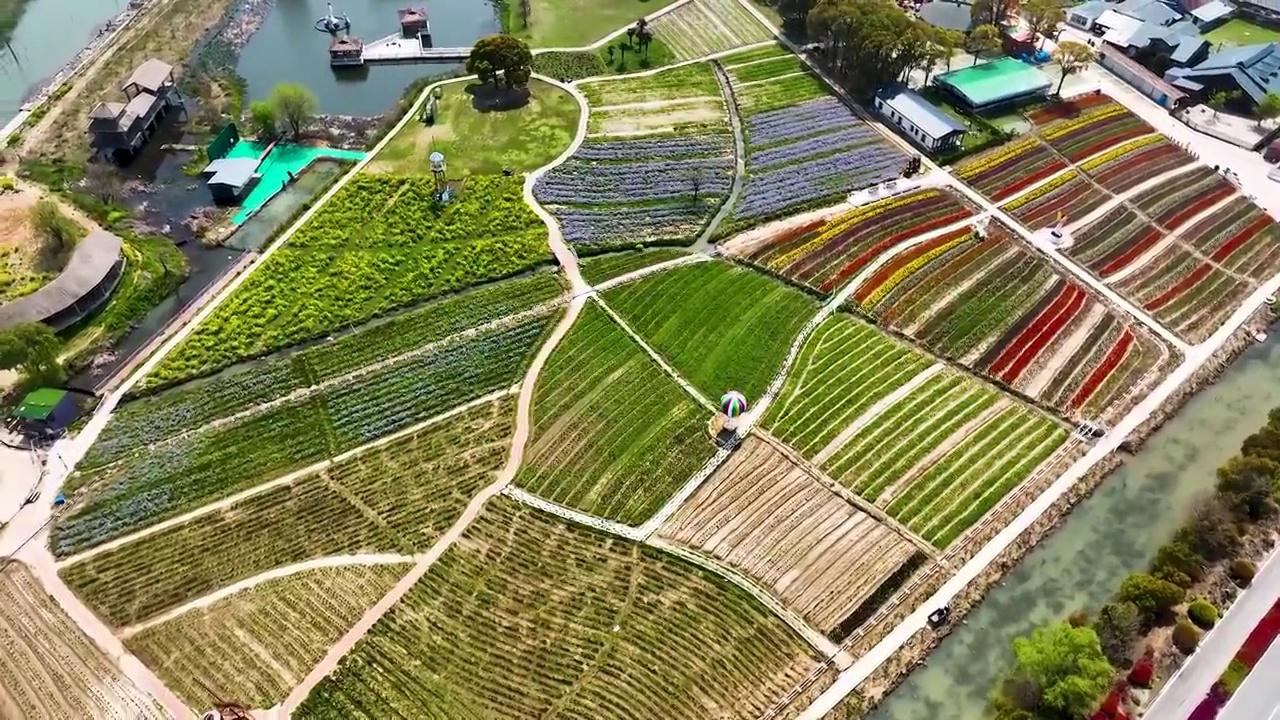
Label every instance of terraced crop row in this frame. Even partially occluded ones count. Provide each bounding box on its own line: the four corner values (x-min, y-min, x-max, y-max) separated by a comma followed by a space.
650, 0, 772, 60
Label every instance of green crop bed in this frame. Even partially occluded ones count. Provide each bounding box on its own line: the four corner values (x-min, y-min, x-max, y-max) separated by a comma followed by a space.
603, 260, 815, 399
147, 175, 551, 387
579, 62, 721, 106
580, 248, 691, 286
53, 317, 552, 557
764, 314, 931, 456
733, 71, 827, 114
516, 303, 713, 525
294, 499, 817, 718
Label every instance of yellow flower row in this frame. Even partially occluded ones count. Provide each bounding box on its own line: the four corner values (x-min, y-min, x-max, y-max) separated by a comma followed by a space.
1042, 104, 1125, 140
861, 234, 973, 309
958, 138, 1040, 179
1002, 170, 1078, 211
768, 191, 936, 270
1080, 135, 1162, 171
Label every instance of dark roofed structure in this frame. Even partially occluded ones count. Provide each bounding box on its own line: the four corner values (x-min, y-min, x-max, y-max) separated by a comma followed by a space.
123, 59, 176, 96
0, 229, 126, 331
88, 58, 182, 165
1166, 42, 1280, 104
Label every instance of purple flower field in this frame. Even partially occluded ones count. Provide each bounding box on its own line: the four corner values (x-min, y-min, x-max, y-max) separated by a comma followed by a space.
535, 155, 732, 206
732, 145, 905, 221
556, 203, 713, 244
746, 97, 861, 146
575, 133, 732, 161
748, 125, 881, 169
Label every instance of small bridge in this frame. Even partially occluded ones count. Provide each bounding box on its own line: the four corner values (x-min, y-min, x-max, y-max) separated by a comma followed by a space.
361, 34, 470, 64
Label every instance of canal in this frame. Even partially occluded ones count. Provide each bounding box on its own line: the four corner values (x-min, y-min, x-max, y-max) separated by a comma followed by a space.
874, 335, 1280, 720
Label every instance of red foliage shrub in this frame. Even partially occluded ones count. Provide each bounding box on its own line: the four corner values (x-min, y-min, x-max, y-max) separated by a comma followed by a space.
1128, 657, 1155, 688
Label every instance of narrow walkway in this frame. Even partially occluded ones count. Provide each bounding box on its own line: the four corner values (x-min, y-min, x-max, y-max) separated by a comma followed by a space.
593, 253, 711, 291
692, 60, 747, 253
593, 296, 716, 409
1065, 162, 1206, 233
502, 486, 647, 541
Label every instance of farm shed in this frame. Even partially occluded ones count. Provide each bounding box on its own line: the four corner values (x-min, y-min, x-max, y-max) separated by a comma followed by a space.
0, 230, 125, 331
874, 85, 967, 153
933, 58, 1053, 109
202, 157, 262, 202
11, 388, 80, 433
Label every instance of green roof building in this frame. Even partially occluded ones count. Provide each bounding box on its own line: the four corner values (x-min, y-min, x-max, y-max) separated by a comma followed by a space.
934, 58, 1053, 109
11, 388, 80, 433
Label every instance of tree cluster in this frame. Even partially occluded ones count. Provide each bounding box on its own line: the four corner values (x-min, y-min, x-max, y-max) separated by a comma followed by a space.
0, 322, 64, 387
806, 0, 965, 93
993, 623, 1113, 720
467, 35, 534, 89
248, 83, 319, 140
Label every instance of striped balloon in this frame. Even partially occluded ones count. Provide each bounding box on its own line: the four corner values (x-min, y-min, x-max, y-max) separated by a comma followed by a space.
720, 390, 747, 418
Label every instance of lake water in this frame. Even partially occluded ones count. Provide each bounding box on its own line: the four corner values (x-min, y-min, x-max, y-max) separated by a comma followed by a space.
0, 0, 128, 123
236, 0, 500, 116
873, 335, 1280, 720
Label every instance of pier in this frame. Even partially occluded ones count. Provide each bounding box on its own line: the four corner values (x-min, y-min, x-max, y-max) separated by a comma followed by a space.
327, 7, 470, 67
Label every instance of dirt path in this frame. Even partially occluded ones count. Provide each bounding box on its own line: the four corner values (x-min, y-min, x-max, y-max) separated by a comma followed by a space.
1025, 305, 1104, 398
692, 61, 746, 253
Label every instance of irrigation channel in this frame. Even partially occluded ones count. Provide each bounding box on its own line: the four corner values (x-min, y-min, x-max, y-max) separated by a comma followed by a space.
874, 333, 1280, 720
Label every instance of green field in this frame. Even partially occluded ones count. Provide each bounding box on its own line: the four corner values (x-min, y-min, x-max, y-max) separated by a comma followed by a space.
60, 398, 512, 627
515, 0, 685, 47
295, 499, 817, 718
604, 260, 815, 399
146, 175, 551, 387
765, 314, 933, 456
517, 303, 712, 525
54, 318, 551, 558
580, 248, 692, 285
579, 62, 722, 106
1203, 18, 1280, 46
369, 80, 581, 177
128, 564, 408, 709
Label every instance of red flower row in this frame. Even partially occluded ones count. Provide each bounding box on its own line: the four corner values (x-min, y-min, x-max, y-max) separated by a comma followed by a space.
994, 161, 1068, 201
1144, 217, 1270, 311
851, 229, 967, 305
993, 285, 1086, 384
1098, 228, 1162, 277
1070, 329, 1134, 410
1067, 124, 1150, 163
816, 210, 973, 293
1027, 93, 1115, 124
1189, 600, 1280, 720
1159, 185, 1235, 230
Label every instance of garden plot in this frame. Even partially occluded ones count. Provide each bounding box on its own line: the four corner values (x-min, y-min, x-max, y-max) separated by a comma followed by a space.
580, 62, 721, 106
59, 397, 514, 628
517, 303, 713, 525
1178, 198, 1280, 283
659, 437, 921, 635
580, 248, 691, 285
0, 562, 164, 720
53, 317, 551, 557
764, 313, 932, 457
1029, 94, 1153, 161
1001, 170, 1109, 230
849, 224, 1168, 417
650, 0, 773, 61
128, 564, 408, 709
295, 499, 818, 718
725, 93, 907, 233
1114, 243, 1253, 344
1068, 205, 1167, 278
1131, 166, 1236, 231
148, 174, 550, 386
720, 43, 792, 67
603, 260, 815, 399
1081, 136, 1195, 193
738, 188, 974, 292
954, 137, 1067, 202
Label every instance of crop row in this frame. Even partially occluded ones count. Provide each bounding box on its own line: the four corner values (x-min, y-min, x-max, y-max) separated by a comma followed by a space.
956, 139, 1067, 201
555, 201, 719, 245
764, 313, 932, 456
727, 54, 806, 85
60, 398, 513, 628
579, 248, 691, 285
295, 499, 818, 718
579, 62, 721, 106
744, 96, 862, 146
1002, 171, 1109, 231
535, 156, 732, 206
52, 317, 552, 557
574, 132, 732, 161
720, 43, 792, 67
92, 274, 562, 460
516, 303, 713, 525
1133, 166, 1236, 228
1025, 93, 1116, 124
651, 0, 773, 61
747, 125, 882, 169
733, 71, 829, 114
729, 143, 905, 225
146, 174, 550, 387
1115, 244, 1250, 343
1084, 137, 1193, 193
1068, 206, 1164, 276
1037, 101, 1152, 161
1179, 198, 1280, 284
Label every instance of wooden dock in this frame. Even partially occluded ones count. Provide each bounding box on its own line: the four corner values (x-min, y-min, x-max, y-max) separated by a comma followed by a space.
347, 34, 470, 65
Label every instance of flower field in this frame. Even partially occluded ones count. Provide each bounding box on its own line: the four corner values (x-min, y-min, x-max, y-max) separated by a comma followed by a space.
650, 0, 772, 61
147, 174, 550, 385
1081, 136, 1194, 193
1131, 166, 1236, 230
1001, 170, 1109, 230
764, 313, 932, 456
603, 260, 815, 398
53, 317, 552, 557
725, 93, 907, 231
1033, 98, 1153, 162
1068, 206, 1167, 277
0, 562, 165, 719
516, 303, 713, 525
740, 188, 974, 292
580, 248, 691, 285
296, 499, 818, 718
128, 564, 408, 709
59, 399, 514, 627
955, 138, 1067, 201
1179, 197, 1280, 282
1114, 244, 1252, 343
659, 437, 922, 634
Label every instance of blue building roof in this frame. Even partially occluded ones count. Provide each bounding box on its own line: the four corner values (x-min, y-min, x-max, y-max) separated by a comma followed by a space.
1169, 42, 1280, 102
876, 86, 967, 140
1068, 0, 1111, 21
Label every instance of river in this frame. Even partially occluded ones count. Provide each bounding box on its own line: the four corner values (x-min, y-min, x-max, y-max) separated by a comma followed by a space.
0, 0, 127, 124
873, 335, 1280, 720
236, 0, 500, 116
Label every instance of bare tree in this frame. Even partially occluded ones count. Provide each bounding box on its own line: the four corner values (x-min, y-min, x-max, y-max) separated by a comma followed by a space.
82, 162, 124, 205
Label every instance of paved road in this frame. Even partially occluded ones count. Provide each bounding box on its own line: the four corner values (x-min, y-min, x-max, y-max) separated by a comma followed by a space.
1220, 638, 1280, 720
1144, 546, 1280, 720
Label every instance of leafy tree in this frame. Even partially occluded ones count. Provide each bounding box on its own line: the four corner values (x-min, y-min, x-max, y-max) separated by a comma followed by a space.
1254, 92, 1280, 126
31, 198, 81, 255
1178, 503, 1241, 561
1093, 601, 1140, 665
269, 83, 318, 139
1051, 40, 1095, 96
467, 34, 534, 89
0, 323, 65, 386
1022, 0, 1065, 48
808, 0, 934, 93
1241, 413, 1280, 462
778, 0, 818, 31
966, 24, 1002, 66
1216, 455, 1280, 522
971, 0, 1016, 27
933, 28, 965, 70
1152, 540, 1207, 586
1208, 89, 1242, 118
1118, 573, 1185, 619
996, 623, 1113, 719
249, 100, 279, 140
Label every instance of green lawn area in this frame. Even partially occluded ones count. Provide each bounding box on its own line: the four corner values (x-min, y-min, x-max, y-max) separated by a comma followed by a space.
1204, 18, 1280, 47
368, 79, 581, 176
516, 0, 686, 47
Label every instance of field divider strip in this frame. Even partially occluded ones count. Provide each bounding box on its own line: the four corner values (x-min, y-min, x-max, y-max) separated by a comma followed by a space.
646, 536, 850, 664
117, 554, 419, 639
1102, 189, 1240, 283
591, 296, 716, 409
693, 60, 746, 251
501, 487, 647, 541
593, 253, 712, 292
56, 387, 519, 569
812, 364, 947, 465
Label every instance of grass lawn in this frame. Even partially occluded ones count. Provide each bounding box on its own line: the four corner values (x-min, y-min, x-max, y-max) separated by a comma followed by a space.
1204, 18, 1280, 47
368, 79, 581, 176
517, 0, 686, 47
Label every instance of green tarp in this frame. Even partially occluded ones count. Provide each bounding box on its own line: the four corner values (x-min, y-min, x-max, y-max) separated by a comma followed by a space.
12, 387, 67, 421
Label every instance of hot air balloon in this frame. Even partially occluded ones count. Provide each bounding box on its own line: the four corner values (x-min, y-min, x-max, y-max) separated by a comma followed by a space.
720, 390, 747, 419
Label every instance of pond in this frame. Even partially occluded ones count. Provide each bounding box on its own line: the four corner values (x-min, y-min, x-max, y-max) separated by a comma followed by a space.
873, 335, 1280, 720
236, 0, 501, 116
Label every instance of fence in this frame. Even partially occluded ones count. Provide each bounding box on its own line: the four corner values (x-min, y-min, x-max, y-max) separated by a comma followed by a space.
206, 122, 240, 161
